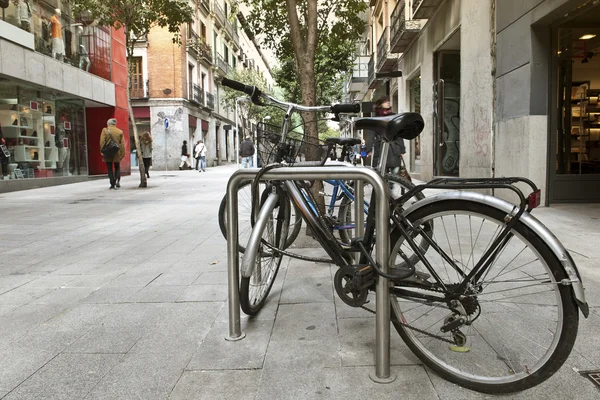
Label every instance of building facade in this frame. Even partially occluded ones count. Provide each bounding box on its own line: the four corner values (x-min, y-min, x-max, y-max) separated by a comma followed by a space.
129, 0, 274, 170
345, 0, 600, 204
0, 0, 129, 193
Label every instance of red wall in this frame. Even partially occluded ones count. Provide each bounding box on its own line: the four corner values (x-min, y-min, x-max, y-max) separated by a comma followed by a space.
87, 26, 131, 175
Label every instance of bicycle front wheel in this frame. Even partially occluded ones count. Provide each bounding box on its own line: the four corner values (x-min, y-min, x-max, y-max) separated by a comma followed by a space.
239, 191, 289, 315
389, 200, 578, 394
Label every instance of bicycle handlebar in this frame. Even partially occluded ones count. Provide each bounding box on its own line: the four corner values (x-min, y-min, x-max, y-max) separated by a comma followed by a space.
221, 77, 360, 115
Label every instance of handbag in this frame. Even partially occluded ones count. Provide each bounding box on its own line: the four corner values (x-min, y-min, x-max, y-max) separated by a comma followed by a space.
101, 127, 120, 158
399, 154, 411, 182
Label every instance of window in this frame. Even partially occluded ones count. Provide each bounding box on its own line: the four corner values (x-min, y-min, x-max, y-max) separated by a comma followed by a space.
201, 72, 206, 90
224, 45, 229, 64
200, 21, 207, 41
130, 57, 144, 98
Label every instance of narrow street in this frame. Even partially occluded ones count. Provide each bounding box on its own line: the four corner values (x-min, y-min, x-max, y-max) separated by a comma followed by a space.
0, 166, 598, 399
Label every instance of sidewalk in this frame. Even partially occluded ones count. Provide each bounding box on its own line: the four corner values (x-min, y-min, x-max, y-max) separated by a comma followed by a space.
0, 165, 598, 399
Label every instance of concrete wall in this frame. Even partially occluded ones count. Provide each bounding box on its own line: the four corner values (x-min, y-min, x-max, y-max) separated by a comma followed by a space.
0, 38, 115, 107
149, 104, 187, 170
459, 0, 494, 179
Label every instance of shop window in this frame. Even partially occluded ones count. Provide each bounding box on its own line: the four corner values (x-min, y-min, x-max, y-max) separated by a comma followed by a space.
0, 83, 87, 180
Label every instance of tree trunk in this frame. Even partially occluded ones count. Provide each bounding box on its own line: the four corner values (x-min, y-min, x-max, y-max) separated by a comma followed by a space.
127, 62, 147, 188
286, 0, 324, 217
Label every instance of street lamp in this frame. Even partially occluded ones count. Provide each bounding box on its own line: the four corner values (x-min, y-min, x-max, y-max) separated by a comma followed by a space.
257, 115, 271, 167
235, 97, 251, 169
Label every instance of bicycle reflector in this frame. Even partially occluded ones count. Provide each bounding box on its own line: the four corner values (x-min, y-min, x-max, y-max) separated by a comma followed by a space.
528, 189, 541, 209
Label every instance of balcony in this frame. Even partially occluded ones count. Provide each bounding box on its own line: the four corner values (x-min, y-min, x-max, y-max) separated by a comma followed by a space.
390, 0, 422, 54
187, 32, 212, 65
216, 53, 229, 76
412, 0, 442, 19
130, 79, 148, 98
198, 0, 210, 15
188, 83, 205, 106
367, 55, 380, 90
213, 1, 226, 28
346, 56, 369, 93
225, 20, 239, 44
376, 27, 396, 73
206, 92, 215, 110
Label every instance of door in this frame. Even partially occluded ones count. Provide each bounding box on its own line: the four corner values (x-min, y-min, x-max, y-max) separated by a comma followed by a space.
433, 51, 461, 176
549, 5, 600, 203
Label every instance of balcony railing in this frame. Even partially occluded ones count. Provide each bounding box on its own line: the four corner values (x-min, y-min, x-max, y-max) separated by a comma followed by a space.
188, 83, 204, 105
390, 0, 422, 54
412, 0, 442, 19
130, 79, 147, 98
187, 32, 212, 64
367, 55, 379, 90
213, 1, 226, 27
376, 27, 389, 71
225, 19, 239, 44
198, 0, 210, 14
216, 53, 229, 75
206, 92, 215, 110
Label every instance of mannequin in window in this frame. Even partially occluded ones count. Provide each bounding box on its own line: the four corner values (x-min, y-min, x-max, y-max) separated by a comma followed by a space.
77, 25, 91, 72
49, 9, 65, 61
18, 0, 32, 32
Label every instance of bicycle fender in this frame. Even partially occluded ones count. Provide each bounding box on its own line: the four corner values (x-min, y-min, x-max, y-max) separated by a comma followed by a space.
402, 191, 589, 318
241, 192, 280, 279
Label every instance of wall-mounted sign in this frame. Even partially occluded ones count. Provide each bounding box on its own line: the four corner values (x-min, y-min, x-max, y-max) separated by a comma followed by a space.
164, 117, 170, 129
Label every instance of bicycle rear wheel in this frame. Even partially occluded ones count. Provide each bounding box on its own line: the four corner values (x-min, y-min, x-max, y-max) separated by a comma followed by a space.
389, 200, 578, 393
218, 181, 302, 252
239, 191, 289, 315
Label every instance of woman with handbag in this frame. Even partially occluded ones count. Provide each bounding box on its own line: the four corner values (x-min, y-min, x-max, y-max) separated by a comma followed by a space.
140, 132, 153, 178
100, 118, 125, 189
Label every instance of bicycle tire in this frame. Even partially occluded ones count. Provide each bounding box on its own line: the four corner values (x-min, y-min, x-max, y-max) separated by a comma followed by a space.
239, 190, 289, 315
389, 199, 579, 393
218, 181, 302, 252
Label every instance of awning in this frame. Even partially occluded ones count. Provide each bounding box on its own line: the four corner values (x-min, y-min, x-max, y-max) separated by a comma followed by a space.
132, 106, 150, 119
189, 115, 197, 127
201, 120, 209, 131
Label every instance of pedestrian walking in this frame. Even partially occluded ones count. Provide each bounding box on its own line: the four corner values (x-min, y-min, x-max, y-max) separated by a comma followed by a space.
140, 131, 152, 178
240, 136, 255, 168
194, 140, 207, 172
179, 140, 191, 170
100, 118, 125, 189
0, 126, 9, 180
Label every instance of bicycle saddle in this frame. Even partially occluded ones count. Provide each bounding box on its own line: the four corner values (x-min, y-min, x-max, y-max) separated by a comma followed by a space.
355, 112, 424, 142
325, 137, 361, 146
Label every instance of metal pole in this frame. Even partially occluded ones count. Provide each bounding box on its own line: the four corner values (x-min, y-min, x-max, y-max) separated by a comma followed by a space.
235, 99, 240, 169
354, 181, 364, 264
225, 167, 394, 382
225, 173, 246, 341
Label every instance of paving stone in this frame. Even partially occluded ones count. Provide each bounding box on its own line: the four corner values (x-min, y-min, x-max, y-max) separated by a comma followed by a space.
270, 303, 338, 342
79, 286, 140, 304
169, 370, 262, 400
187, 320, 274, 370
83, 348, 191, 400
128, 285, 187, 303
32, 287, 97, 305
177, 284, 228, 302
0, 286, 54, 306
147, 271, 202, 286
0, 349, 56, 392
4, 353, 122, 399
192, 271, 229, 285
337, 317, 421, 367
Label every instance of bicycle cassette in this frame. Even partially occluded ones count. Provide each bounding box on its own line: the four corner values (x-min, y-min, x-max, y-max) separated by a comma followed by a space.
334, 265, 375, 307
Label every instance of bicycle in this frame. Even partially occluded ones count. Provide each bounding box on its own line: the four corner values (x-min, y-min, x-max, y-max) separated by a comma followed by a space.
221, 77, 589, 394
218, 128, 424, 251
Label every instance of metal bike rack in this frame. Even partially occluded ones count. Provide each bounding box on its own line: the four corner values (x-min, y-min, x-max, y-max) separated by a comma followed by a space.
225, 166, 396, 383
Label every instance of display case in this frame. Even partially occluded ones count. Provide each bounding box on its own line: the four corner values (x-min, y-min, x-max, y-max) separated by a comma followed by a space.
571, 87, 600, 172
0, 101, 58, 177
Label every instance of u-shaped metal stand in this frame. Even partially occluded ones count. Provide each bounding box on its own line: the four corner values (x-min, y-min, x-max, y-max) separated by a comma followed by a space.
225, 166, 396, 383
